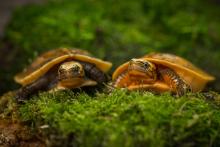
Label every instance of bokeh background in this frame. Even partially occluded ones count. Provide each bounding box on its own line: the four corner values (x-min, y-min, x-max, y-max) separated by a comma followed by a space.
0, 0, 220, 94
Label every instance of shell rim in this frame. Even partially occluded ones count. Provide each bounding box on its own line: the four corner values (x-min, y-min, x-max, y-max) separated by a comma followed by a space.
15, 54, 112, 86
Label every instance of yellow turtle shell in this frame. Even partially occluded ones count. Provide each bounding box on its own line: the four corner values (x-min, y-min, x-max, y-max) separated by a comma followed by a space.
113, 53, 215, 92
15, 48, 112, 86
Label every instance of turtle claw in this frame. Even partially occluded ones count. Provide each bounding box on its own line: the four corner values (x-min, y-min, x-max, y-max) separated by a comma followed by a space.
15, 88, 30, 103
176, 83, 192, 97
15, 87, 30, 103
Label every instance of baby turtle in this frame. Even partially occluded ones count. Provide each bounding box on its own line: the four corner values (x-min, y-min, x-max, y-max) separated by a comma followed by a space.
112, 53, 215, 96
15, 48, 112, 102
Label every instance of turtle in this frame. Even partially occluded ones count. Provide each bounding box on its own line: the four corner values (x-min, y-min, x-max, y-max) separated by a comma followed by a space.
14, 48, 112, 102
112, 53, 215, 96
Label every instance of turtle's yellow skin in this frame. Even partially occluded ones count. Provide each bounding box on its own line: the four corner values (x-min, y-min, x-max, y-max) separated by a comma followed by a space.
113, 53, 215, 96
15, 48, 112, 102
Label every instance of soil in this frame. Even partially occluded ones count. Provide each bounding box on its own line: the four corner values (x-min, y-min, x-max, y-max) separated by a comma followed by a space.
0, 120, 45, 147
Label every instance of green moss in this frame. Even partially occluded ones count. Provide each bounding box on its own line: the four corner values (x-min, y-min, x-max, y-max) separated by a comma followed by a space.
15, 90, 220, 146
1, 0, 220, 93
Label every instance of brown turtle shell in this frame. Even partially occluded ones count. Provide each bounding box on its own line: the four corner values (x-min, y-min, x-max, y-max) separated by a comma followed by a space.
113, 53, 215, 92
15, 48, 112, 86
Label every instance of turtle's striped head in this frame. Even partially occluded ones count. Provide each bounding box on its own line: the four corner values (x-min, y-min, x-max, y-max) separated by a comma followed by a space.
128, 58, 157, 80
58, 61, 85, 81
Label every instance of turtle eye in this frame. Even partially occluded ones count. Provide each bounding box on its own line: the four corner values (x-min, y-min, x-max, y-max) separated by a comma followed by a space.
142, 62, 149, 69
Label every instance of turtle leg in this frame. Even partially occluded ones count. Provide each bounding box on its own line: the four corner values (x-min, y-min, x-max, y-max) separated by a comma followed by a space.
79, 61, 107, 83
113, 71, 131, 88
15, 73, 57, 102
158, 67, 191, 96
113, 70, 157, 88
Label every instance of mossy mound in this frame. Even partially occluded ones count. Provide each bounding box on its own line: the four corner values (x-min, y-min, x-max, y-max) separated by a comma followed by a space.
0, 90, 219, 146
1, 0, 220, 93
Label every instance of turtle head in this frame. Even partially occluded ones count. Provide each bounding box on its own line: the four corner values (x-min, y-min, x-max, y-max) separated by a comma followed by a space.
58, 61, 85, 82
128, 58, 157, 80
57, 61, 98, 88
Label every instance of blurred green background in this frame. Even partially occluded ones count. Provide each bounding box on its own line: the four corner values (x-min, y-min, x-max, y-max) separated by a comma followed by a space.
0, 0, 220, 94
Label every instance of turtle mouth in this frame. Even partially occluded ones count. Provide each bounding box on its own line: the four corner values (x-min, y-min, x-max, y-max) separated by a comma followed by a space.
58, 71, 85, 87
59, 78, 85, 87
58, 73, 84, 81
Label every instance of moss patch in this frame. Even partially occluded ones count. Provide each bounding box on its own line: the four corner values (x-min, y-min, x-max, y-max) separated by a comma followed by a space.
7, 90, 218, 146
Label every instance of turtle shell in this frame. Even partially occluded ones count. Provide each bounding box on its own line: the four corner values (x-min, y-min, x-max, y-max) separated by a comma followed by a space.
113, 53, 215, 92
15, 48, 112, 86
